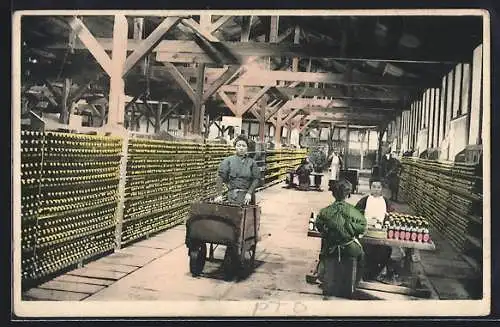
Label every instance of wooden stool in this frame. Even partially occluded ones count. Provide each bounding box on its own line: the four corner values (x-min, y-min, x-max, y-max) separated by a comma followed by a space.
322, 256, 358, 298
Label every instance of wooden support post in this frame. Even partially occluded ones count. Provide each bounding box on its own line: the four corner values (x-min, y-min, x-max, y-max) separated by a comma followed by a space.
155, 103, 162, 133
241, 16, 253, 42
292, 26, 300, 72
107, 15, 128, 127
259, 102, 267, 142
268, 16, 279, 70
468, 45, 483, 144
434, 88, 441, 147
131, 102, 138, 131
237, 85, 245, 110
286, 123, 292, 144
445, 71, 454, 137
274, 113, 283, 148
192, 64, 206, 134
59, 78, 71, 124
461, 63, 472, 145
377, 127, 384, 166
114, 132, 129, 250
200, 15, 212, 31
345, 123, 350, 168
133, 18, 145, 73
453, 64, 463, 118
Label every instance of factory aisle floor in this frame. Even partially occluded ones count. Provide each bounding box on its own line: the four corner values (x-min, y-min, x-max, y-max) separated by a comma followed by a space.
23, 175, 480, 302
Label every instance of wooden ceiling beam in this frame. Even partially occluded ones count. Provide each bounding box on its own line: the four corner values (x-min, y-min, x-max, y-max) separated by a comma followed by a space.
217, 90, 238, 115
52, 39, 460, 65
180, 18, 219, 42
235, 70, 427, 88
202, 65, 242, 103
123, 17, 181, 77
67, 17, 113, 76
238, 86, 271, 116
161, 62, 197, 104
265, 100, 286, 121
208, 16, 233, 33
274, 86, 405, 101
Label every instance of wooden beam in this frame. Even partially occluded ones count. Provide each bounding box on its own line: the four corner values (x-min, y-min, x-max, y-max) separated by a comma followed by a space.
218, 90, 238, 116
238, 86, 271, 116
292, 26, 301, 72
250, 108, 261, 120
269, 16, 279, 43
68, 17, 112, 76
59, 78, 71, 124
180, 18, 219, 42
236, 70, 424, 88
299, 118, 315, 133
124, 93, 143, 112
200, 15, 212, 30
209, 16, 232, 33
43, 82, 62, 107
192, 64, 206, 134
160, 102, 182, 124
155, 102, 162, 133
107, 14, 128, 127
274, 86, 405, 101
241, 16, 253, 42
203, 65, 242, 102
141, 96, 156, 118
69, 79, 94, 104
139, 102, 156, 127
123, 17, 180, 76
282, 108, 302, 125
265, 100, 286, 120
259, 101, 267, 142
61, 38, 463, 65
162, 62, 197, 103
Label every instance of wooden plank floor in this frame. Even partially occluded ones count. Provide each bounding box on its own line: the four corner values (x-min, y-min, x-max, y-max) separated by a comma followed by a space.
22, 241, 176, 301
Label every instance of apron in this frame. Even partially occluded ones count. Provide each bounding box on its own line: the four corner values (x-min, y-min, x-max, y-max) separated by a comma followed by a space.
330, 156, 340, 180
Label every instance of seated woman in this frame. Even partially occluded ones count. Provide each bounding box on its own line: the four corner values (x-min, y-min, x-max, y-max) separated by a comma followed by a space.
315, 180, 367, 297
355, 179, 401, 283
295, 157, 314, 190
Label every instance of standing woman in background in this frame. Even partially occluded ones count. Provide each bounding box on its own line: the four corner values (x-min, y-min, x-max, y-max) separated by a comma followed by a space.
329, 151, 341, 181
215, 135, 261, 205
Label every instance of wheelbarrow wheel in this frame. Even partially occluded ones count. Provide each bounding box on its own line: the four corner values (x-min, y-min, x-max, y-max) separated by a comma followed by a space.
223, 246, 238, 281
189, 242, 207, 277
238, 244, 256, 279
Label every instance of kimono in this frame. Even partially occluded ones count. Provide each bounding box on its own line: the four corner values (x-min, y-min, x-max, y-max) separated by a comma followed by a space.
218, 154, 261, 204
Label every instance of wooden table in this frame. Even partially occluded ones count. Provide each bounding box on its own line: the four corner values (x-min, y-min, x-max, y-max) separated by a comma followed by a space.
307, 229, 436, 298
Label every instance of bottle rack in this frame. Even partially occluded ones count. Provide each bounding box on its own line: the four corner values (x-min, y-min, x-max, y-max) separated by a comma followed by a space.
21, 130, 44, 282
21, 130, 122, 283
122, 139, 205, 244
399, 157, 482, 269
264, 149, 307, 185
20, 130, 310, 285
203, 143, 233, 198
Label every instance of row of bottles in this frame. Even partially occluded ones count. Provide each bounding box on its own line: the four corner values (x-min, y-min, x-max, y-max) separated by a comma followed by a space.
20, 129, 121, 283
122, 139, 206, 244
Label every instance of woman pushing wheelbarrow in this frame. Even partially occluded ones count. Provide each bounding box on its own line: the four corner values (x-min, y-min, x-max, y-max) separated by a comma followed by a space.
185, 135, 261, 280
